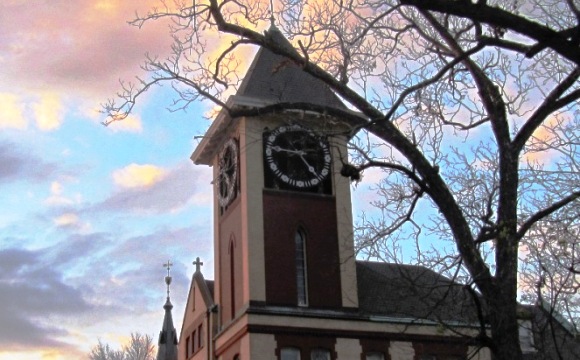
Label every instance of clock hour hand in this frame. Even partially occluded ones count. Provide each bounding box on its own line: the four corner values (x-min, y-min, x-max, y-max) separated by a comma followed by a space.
298, 155, 318, 176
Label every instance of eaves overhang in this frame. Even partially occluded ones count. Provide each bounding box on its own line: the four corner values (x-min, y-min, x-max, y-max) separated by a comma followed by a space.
190, 95, 274, 166
190, 95, 367, 166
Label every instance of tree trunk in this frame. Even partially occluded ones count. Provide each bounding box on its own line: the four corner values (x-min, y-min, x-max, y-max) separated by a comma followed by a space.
488, 291, 524, 360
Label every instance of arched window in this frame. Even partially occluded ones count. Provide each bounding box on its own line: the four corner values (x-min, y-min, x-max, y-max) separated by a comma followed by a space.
229, 235, 236, 319
295, 228, 308, 306
281, 347, 301, 360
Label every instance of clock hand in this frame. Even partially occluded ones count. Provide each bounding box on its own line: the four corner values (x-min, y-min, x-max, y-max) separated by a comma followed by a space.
298, 155, 318, 176
272, 145, 306, 155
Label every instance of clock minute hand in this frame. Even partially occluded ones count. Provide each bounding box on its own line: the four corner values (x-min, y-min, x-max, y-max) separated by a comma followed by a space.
272, 146, 306, 155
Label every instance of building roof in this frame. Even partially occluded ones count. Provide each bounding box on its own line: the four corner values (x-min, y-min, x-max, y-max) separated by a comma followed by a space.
519, 304, 580, 359
156, 265, 179, 360
356, 261, 481, 325
178, 262, 215, 344
156, 298, 179, 360
205, 279, 215, 300
236, 24, 346, 109
191, 24, 347, 166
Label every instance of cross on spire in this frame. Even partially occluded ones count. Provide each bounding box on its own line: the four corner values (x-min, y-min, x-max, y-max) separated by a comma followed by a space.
193, 257, 203, 273
163, 260, 173, 298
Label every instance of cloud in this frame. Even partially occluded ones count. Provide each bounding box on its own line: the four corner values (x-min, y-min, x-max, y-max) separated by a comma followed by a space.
52, 213, 92, 233
47, 227, 202, 318
85, 225, 207, 318
44, 180, 86, 210
107, 114, 143, 133
523, 114, 566, 165
0, 211, 210, 356
0, 92, 27, 129
0, 0, 173, 99
93, 162, 203, 214
112, 163, 167, 189
0, 248, 92, 350
0, 141, 59, 183
53, 213, 79, 227
33, 93, 65, 131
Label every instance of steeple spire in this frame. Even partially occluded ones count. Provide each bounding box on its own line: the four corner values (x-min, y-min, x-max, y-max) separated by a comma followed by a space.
163, 260, 173, 299
156, 261, 178, 360
269, 0, 275, 28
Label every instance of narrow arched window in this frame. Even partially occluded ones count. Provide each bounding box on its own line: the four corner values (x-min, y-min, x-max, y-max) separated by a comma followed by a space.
229, 236, 236, 319
295, 228, 308, 306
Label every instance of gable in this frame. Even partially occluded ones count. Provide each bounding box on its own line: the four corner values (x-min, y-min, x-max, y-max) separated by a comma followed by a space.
179, 273, 214, 341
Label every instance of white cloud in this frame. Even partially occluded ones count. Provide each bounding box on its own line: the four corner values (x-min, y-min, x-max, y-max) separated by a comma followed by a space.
0, 93, 27, 130
112, 163, 167, 189
51, 182, 63, 195
107, 114, 143, 133
53, 213, 79, 227
95, 162, 202, 214
33, 93, 64, 131
44, 181, 76, 207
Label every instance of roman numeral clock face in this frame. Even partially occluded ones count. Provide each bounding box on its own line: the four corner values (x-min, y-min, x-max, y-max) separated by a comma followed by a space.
264, 125, 331, 189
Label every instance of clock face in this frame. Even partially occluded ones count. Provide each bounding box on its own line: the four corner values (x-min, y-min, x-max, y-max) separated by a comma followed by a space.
264, 124, 331, 189
217, 138, 238, 207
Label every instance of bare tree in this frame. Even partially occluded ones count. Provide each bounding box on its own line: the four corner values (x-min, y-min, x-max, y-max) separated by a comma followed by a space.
89, 341, 125, 360
103, 1, 580, 359
89, 333, 155, 360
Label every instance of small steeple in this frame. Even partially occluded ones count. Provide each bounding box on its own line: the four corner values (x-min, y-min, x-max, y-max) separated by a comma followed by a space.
156, 261, 178, 360
269, 0, 275, 29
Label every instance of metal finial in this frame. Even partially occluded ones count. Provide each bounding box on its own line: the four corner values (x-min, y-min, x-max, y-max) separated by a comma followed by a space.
163, 260, 173, 298
269, 0, 275, 27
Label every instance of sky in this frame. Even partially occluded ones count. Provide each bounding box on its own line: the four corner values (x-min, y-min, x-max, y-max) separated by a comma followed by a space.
9, 0, 569, 358
0, 1, 384, 359
0, 1, 217, 359
0, 1, 575, 359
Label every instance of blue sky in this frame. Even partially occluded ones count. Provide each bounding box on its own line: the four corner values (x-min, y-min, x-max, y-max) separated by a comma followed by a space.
3, 1, 571, 359
0, 1, 220, 358
0, 1, 382, 359
0, 76, 215, 357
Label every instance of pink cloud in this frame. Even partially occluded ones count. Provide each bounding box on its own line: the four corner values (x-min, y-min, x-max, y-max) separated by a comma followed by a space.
0, 1, 173, 99
91, 161, 202, 214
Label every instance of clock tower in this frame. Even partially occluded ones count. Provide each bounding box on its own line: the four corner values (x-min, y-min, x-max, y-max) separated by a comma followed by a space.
190, 24, 358, 359
180, 23, 505, 360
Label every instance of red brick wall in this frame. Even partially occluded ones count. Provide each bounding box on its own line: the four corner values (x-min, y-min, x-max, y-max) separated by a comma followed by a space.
263, 189, 342, 308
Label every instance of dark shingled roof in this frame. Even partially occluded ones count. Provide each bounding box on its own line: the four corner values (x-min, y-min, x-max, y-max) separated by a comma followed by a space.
236, 25, 346, 110
356, 261, 481, 325
205, 279, 214, 299
519, 305, 580, 360
156, 298, 178, 360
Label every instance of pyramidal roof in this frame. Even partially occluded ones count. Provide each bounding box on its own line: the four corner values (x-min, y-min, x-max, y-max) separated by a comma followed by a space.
191, 24, 346, 165
235, 24, 346, 109
156, 270, 178, 360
